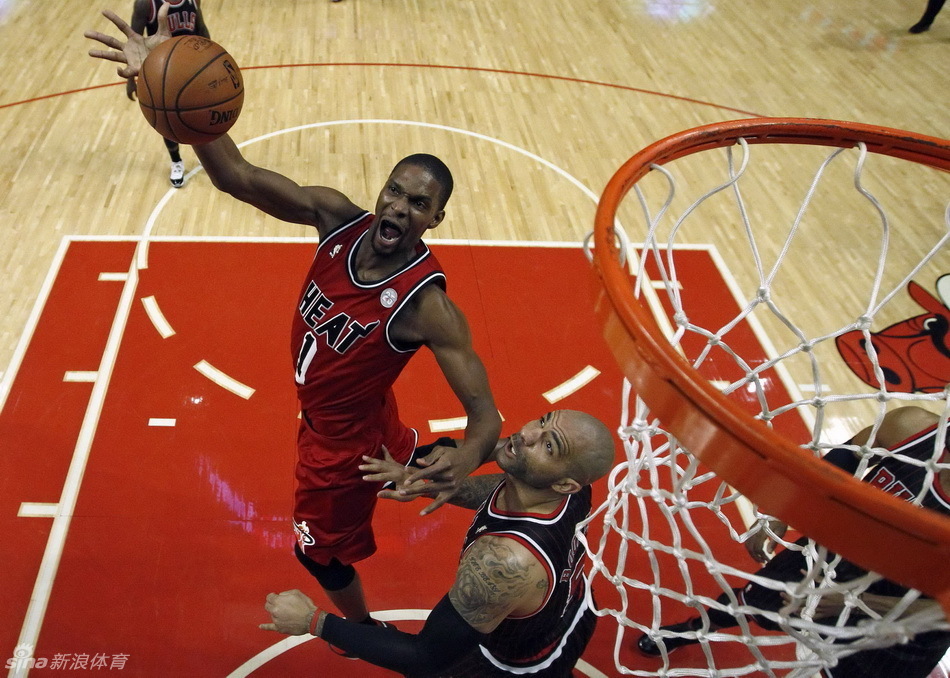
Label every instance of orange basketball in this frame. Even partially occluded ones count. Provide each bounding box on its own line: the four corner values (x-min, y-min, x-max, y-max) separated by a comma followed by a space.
136, 35, 244, 145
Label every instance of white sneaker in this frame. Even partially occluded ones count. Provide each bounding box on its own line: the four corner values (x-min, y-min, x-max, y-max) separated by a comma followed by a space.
170, 161, 185, 188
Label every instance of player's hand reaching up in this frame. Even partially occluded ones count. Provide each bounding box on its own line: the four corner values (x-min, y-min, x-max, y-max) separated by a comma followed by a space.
84, 4, 171, 78
403, 442, 483, 515
360, 446, 435, 503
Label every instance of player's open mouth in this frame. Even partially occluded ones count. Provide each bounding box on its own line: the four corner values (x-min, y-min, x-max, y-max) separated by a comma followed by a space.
505, 437, 517, 458
378, 219, 402, 243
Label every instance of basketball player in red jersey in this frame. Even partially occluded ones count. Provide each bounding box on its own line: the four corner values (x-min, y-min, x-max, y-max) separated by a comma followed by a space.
86, 8, 503, 633
125, 0, 210, 187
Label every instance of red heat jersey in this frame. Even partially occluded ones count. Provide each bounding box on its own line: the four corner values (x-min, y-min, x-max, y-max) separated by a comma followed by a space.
291, 212, 445, 424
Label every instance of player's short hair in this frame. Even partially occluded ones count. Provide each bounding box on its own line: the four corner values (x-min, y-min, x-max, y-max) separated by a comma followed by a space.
566, 411, 615, 486
395, 153, 454, 209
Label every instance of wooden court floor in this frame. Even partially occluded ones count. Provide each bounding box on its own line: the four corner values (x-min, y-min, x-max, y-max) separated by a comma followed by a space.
0, 0, 948, 676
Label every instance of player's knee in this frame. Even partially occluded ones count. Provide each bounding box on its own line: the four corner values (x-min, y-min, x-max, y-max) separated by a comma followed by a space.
294, 543, 356, 591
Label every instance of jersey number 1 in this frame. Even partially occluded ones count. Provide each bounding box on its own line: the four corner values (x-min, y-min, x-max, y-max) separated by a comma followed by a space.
295, 332, 317, 384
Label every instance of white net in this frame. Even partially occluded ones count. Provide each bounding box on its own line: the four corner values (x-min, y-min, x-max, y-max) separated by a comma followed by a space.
581, 130, 950, 677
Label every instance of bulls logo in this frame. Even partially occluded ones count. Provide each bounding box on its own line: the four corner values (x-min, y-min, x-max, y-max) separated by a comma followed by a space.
836, 274, 950, 393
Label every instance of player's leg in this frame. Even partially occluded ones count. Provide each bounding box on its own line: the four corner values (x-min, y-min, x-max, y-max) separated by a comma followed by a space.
637, 540, 809, 656
909, 0, 946, 32
823, 629, 950, 678
293, 543, 370, 621
292, 421, 382, 619
164, 137, 185, 187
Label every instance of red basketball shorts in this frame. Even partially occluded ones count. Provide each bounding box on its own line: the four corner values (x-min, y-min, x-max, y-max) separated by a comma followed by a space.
292, 392, 417, 566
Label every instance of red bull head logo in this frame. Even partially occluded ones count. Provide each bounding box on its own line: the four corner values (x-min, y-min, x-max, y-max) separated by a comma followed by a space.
836, 275, 950, 393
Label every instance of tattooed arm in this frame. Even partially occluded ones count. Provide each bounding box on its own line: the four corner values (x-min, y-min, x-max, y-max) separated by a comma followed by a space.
261, 533, 548, 672
448, 473, 505, 510
361, 450, 505, 510
448, 534, 548, 633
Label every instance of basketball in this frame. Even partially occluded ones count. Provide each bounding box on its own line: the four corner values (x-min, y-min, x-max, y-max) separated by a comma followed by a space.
136, 35, 244, 145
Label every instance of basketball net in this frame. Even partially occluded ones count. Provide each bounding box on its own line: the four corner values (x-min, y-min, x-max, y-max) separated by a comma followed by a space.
582, 119, 950, 677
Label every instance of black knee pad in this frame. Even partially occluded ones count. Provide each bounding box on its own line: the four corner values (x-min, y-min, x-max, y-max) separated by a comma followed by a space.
294, 543, 356, 591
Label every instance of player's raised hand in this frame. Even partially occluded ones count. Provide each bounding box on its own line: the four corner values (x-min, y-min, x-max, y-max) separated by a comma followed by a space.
359, 445, 407, 484
403, 442, 483, 515
361, 446, 434, 503
84, 4, 171, 78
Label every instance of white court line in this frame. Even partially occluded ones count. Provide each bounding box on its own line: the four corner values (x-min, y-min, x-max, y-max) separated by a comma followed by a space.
148, 418, 176, 427
97, 272, 128, 282
703, 244, 816, 529
0, 237, 72, 414
62, 371, 97, 383
428, 416, 468, 433
543, 366, 601, 404
429, 410, 506, 434
194, 360, 255, 400
18, 503, 58, 518
141, 295, 176, 338
9, 254, 140, 678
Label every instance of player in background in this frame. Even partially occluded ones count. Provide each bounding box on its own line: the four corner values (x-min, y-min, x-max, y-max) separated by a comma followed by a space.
126, 0, 210, 187
909, 0, 946, 32
637, 406, 950, 678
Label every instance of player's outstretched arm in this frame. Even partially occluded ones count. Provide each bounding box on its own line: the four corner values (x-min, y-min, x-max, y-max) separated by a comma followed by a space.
260, 535, 543, 673
395, 288, 502, 515
261, 591, 484, 675
86, 6, 362, 236
360, 446, 505, 510
192, 137, 363, 235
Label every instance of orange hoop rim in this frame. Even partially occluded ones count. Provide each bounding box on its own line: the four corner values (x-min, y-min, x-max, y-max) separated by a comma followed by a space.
593, 117, 950, 614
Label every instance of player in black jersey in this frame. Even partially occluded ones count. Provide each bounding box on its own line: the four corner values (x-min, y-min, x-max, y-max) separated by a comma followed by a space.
126, 0, 210, 187
637, 406, 950, 678
260, 409, 616, 677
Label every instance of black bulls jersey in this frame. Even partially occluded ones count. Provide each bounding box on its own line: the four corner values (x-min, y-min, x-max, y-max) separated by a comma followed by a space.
863, 419, 950, 515
460, 482, 594, 674
145, 0, 201, 37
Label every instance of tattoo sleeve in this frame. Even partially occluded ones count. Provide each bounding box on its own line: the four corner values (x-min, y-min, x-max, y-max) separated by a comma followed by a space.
449, 474, 504, 510
448, 535, 540, 632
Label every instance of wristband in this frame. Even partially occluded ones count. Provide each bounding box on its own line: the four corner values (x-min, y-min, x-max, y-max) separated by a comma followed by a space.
309, 610, 326, 637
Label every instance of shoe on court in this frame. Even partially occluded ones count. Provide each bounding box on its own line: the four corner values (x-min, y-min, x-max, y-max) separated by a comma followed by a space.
170, 161, 185, 188
637, 619, 701, 657
327, 618, 394, 660
908, 21, 932, 33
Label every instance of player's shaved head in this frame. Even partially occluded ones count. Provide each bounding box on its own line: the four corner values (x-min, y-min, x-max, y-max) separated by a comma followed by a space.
559, 410, 615, 486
